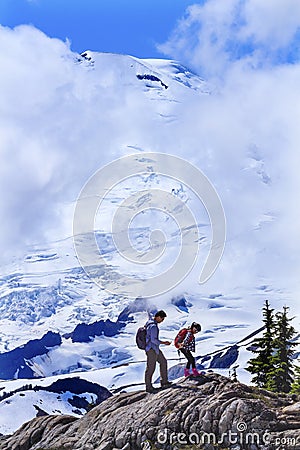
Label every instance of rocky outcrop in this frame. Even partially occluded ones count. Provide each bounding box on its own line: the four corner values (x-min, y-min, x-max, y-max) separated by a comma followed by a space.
0, 373, 299, 450
68, 318, 127, 343
0, 331, 61, 379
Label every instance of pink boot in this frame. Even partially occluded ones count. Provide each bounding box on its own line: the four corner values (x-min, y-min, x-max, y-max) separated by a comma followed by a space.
192, 368, 201, 377
184, 368, 190, 377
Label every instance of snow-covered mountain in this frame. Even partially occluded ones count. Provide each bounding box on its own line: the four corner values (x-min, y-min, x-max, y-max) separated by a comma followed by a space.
0, 42, 299, 435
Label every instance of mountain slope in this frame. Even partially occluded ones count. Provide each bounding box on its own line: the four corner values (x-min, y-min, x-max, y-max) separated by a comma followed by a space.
0, 46, 299, 436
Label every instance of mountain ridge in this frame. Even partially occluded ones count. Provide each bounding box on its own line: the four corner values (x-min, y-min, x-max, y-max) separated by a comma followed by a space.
0, 47, 299, 438
1, 373, 299, 450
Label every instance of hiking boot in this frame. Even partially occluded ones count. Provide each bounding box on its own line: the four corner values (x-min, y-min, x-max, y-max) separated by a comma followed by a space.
192, 368, 201, 376
184, 368, 190, 377
161, 381, 172, 389
146, 386, 159, 393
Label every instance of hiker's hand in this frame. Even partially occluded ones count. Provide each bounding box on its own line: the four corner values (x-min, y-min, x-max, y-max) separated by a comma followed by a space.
178, 343, 183, 349
162, 341, 171, 345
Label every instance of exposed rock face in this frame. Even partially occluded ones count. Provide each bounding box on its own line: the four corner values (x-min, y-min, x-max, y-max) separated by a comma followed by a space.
0, 331, 61, 379
0, 374, 299, 450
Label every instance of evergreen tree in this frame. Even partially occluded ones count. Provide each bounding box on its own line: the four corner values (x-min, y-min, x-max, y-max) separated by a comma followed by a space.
291, 365, 300, 395
267, 306, 298, 393
246, 300, 275, 388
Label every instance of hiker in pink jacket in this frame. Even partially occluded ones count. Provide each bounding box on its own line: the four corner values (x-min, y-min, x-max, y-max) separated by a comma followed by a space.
175, 322, 202, 377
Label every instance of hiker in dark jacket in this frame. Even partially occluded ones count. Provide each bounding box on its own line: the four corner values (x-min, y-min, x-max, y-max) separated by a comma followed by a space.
177, 322, 201, 377
145, 310, 172, 393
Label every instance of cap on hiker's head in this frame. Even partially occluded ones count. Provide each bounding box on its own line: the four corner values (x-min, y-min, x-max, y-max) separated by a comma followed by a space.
191, 322, 201, 332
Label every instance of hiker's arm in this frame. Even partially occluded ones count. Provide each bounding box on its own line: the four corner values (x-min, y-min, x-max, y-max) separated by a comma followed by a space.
149, 324, 160, 346
149, 325, 171, 345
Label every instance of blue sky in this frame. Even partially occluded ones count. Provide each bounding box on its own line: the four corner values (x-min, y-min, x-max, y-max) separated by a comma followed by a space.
0, 0, 200, 57
1, 0, 299, 73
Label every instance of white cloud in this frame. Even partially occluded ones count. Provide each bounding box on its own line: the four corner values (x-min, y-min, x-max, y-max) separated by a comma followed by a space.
241, 0, 300, 49
158, 0, 300, 79
164, 60, 300, 298
1, 21, 300, 306
155, 1, 300, 297
0, 25, 156, 261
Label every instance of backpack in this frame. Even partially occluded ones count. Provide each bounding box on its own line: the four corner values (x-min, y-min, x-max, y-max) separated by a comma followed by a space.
136, 323, 150, 350
174, 328, 188, 348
